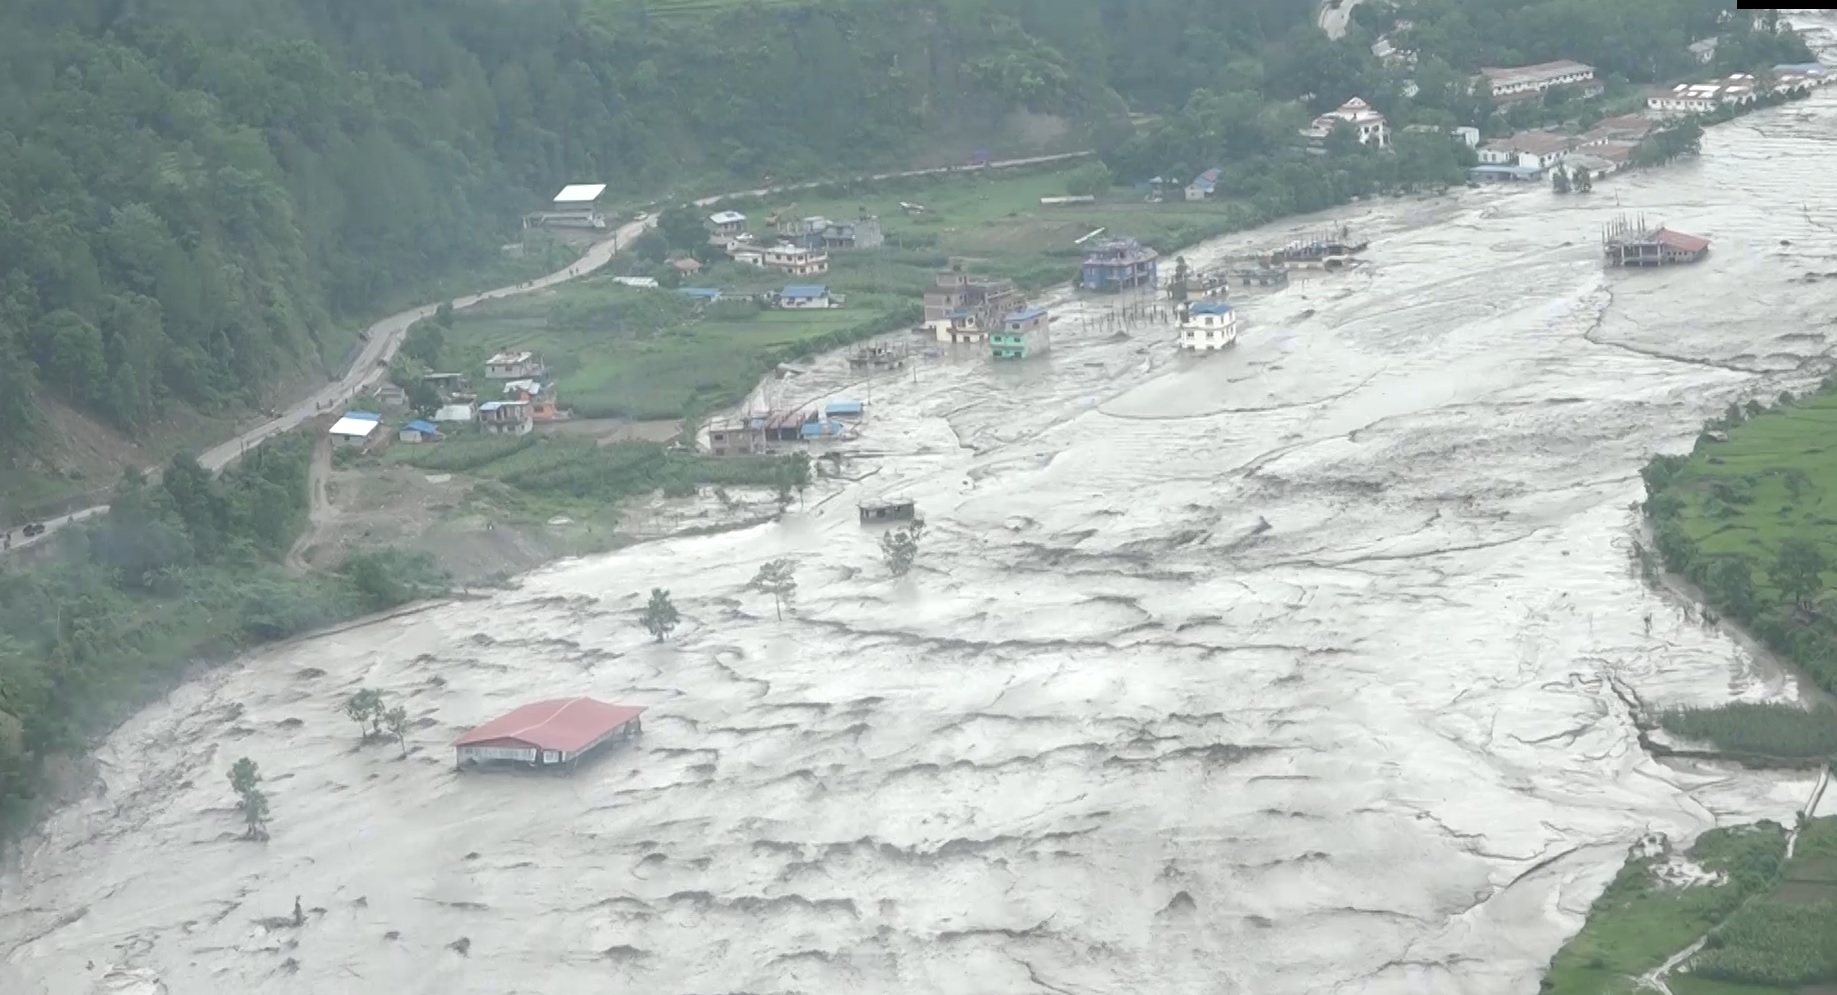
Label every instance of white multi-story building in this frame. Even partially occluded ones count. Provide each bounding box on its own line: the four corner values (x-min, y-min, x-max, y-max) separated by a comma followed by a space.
1646, 75, 1759, 116
1178, 302, 1238, 352
1302, 97, 1391, 148
762, 243, 829, 276
1475, 60, 1601, 102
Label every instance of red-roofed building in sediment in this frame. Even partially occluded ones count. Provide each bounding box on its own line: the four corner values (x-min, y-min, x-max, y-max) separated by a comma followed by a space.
454, 697, 645, 770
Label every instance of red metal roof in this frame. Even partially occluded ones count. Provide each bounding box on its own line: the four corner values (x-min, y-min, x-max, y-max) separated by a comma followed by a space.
1655, 228, 1710, 253
453, 697, 645, 753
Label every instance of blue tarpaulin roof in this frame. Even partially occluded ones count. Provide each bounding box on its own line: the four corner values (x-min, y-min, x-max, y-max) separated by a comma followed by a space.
344, 411, 381, 422
1006, 307, 1047, 322
800, 419, 845, 438
403, 419, 438, 434
1189, 301, 1234, 314
782, 284, 827, 298
824, 400, 864, 415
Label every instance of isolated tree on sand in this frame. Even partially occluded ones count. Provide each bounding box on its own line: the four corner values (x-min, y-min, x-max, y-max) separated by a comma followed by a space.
384, 705, 410, 758
750, 559, 798, 620
344, 688, 384, 743
1170, 256, 1189, 302
880, 521, 926, 577
641, 588, 681, 642
1771, 538, 1828, 608
228, 757, 270, 841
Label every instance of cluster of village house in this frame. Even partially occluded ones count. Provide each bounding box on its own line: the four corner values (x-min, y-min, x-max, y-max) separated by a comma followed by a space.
514, 46, 1823, 463
325, 350, 558, 449
1140, 51, 1832, 195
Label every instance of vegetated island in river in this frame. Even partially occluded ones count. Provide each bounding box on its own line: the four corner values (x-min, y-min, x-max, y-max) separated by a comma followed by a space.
1539, 384, 1837, 994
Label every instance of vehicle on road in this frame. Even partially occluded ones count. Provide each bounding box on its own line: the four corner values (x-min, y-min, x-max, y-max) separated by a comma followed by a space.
22, 523, 45, 537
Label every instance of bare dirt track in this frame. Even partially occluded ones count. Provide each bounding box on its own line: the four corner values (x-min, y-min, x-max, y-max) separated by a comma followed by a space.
13, 73, 1837, 995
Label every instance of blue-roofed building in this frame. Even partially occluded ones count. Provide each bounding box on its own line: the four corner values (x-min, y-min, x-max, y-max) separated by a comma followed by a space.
992, 306, 1051, 360
398, 419, 441, 444
823, 400, 865, 418
678, 287, 724, 302
778, 284, 831, 309
1185, 167, 1221, 201
1179, 301, 1238, 352
799, 419, 847, 440
345, 411, 381, 422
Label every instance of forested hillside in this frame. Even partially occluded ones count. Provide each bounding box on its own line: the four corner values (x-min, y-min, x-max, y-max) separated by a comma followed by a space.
0, 0, 1314, 469
0, 0, 1795, 489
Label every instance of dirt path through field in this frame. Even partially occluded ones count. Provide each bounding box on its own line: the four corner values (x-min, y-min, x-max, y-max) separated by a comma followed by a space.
284, 434, 336, 573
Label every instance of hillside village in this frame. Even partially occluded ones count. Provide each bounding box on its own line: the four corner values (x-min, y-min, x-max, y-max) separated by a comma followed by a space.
309, 47, 1832, 473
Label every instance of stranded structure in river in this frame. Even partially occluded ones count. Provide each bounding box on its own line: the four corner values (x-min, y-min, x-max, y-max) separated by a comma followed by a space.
454, 697, 644, 771
1602, 214, 1710, 267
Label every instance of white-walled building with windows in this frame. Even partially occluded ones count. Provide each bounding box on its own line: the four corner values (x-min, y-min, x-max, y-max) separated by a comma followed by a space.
1178, 302, 1238, 352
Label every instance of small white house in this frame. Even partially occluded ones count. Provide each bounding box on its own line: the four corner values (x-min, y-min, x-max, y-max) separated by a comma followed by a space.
707, 211, 747, 239
485, 351, 545, 380
397, 419, 440, 444
1179, 302, 1238, 352
779, 285, 831, 309
329, 411, 383, 446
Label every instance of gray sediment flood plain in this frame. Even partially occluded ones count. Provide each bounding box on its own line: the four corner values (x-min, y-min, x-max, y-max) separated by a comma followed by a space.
10, 84, 1837, 995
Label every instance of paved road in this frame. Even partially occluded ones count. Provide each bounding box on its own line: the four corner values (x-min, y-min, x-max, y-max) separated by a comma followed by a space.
2, 150, 1091, 555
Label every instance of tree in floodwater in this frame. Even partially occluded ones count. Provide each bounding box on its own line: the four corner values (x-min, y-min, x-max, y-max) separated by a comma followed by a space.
384, 705, 410, 758
750, 559, 798, 620
228, 757, 269, 841
1170, 256, 1190, 302
1573, 167, 1592, 193
344, 688, 384, 743
1552, 168, 1571, 194
641, 588, 681, 642
1771, 538, 1828, 608
880, 521, 926, 577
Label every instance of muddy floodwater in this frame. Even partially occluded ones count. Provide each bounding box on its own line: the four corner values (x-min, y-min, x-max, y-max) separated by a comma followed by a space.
13, 84, 1837, 995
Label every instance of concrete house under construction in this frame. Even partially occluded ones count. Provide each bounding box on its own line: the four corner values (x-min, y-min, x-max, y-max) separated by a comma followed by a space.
925, 263, 1021, 343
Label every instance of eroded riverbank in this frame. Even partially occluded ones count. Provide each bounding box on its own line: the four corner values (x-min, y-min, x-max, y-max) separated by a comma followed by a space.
9, 87, 1837, 995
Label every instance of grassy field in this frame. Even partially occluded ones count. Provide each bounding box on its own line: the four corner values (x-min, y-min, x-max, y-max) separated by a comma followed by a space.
724, 164, 1257, 289
1661, 391, 1837, 568
1541, 823, 1791, 995
1541, 815, 1837, 995
438, 272, 913, 420
426, 164, 1285, 424
1637, 384, 1837, 700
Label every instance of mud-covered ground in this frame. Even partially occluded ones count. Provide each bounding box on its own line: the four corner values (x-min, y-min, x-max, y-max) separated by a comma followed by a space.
10, 81, 1837, 995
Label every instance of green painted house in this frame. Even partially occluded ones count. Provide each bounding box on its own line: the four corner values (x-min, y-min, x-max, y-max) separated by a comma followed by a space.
991, 307, 1051, 360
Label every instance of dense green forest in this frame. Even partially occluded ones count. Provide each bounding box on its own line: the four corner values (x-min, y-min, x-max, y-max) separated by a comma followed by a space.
0, 435, 445, 826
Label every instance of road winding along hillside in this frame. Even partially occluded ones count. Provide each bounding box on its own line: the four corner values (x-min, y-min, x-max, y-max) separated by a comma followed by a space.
1, 152, 1089, 555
